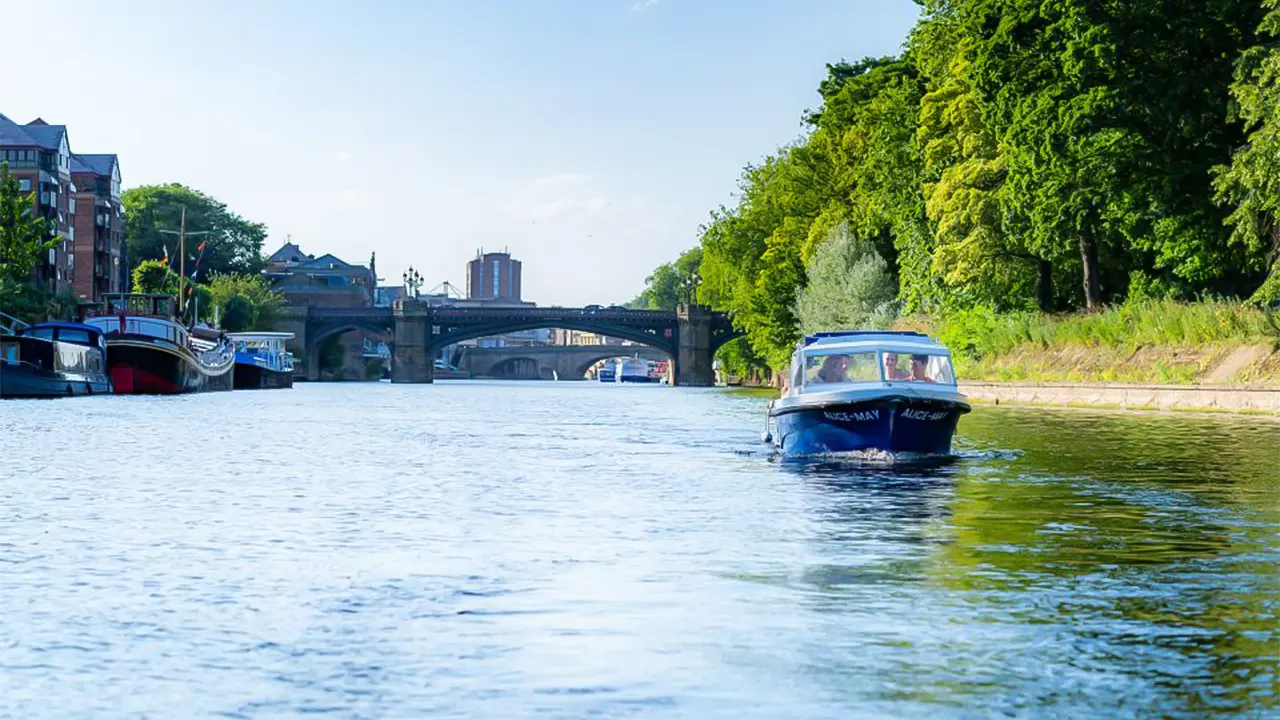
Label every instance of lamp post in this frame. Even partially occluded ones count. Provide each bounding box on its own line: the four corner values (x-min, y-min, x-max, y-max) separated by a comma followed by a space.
684, 270, 701, 308
403, 266, 422, 299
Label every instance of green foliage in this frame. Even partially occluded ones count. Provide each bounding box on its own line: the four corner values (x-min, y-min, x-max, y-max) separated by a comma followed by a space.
0, 161, 57, 283
794, 223, 896, 334
633, 247, 702, 310
0, 275, 50, 324
922, 298, 1278, 367
121, 184, 267, 279
632, 0, 1272, 373
131, 259, 177, 295
207, 273, 284, 330
317, 335, 345, 376
1215, 0, 1280, 304
220, 295, 257, 332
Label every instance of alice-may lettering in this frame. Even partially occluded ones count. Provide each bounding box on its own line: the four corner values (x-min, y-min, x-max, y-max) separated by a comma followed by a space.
824, 409, 880, 422
901, 409, 948, 421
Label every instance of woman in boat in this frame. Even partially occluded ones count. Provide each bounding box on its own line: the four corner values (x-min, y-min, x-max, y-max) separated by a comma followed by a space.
814, 354, 850, 384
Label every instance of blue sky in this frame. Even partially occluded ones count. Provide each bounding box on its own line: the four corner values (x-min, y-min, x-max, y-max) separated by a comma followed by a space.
6, 0, 920, 305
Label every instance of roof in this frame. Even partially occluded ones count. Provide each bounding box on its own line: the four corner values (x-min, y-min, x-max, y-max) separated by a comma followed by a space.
226, 332, 295, 340
72, 153, 117, 177
803, 331, 929, 346
268, 242, 311, 264
21, 123, 66, 151
299, 253, 364, 270
24, 321, 104, 336
0, 113, 39, 147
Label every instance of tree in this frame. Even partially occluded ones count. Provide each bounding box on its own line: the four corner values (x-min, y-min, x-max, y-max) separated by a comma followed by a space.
1215, 0, 1280, 306
0, 161, 57, 283
131, 259, 177, 295
795, 222, 897, 334
632, 247, 703, 310
207, 273, 284, 330
962, 0, 1263, 308
122, 184, 268, 279
220, 295, 257, 332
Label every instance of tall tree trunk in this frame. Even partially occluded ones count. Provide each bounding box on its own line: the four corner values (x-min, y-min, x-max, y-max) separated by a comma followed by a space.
1079, 233, 1102, 310
1036, 259, 1054, 312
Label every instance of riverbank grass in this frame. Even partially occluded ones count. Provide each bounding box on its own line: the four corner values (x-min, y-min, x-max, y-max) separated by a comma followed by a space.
899, 299, 1280, 385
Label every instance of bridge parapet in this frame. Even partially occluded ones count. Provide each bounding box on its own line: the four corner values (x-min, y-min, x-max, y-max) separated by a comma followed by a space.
287, 301, 739, 385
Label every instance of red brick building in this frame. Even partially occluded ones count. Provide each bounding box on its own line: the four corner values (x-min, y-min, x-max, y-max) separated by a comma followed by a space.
0, 113, 123, 301
466, 249, 522, 301
70, 154, 124, 300
0, 114, 73, 295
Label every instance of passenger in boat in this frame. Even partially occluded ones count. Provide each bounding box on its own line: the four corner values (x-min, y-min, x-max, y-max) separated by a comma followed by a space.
883, 352, 906, 381
814, 354, 850, 384
909, 354, 933, 382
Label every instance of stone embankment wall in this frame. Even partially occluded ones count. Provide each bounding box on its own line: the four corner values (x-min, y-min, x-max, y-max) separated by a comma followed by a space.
960, 382, 1280, 414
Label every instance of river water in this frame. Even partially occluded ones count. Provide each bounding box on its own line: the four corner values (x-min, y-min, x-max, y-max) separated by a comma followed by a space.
0, 381, 1276, 719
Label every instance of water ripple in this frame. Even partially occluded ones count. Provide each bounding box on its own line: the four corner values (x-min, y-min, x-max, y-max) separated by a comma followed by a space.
0, 383, 1276, 718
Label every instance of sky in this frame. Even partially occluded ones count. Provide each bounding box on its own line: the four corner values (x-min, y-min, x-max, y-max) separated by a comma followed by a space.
3, 0, 921, 306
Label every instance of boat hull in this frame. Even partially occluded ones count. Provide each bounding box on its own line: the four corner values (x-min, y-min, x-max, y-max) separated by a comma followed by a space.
232, 362, 294, 390
0, 362, 111, 398
106, 339, 233, 395
771, 396, 969, 457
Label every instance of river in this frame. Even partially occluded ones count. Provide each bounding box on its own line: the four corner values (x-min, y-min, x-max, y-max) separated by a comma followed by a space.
0, 382, 1276, 719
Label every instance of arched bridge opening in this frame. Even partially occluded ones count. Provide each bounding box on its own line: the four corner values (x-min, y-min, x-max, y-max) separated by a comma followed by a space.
293, 303, 740, 386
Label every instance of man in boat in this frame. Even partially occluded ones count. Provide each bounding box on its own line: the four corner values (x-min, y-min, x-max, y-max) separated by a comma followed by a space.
883, 352, 906, 381
908, 353, 933, 382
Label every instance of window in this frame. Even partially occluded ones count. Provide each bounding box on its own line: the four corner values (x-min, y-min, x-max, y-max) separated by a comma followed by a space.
18, 179, 30, 192
68, 198, 76, 213
804, 351, 879, 386
881, 351, 956, 385
27, 327, 55, 340
492, 260, 500, 297
57, 328, 90, 345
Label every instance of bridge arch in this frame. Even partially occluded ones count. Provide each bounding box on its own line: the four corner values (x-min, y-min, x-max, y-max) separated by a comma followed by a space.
567, 347, 671, 379
429, 320, 677, 358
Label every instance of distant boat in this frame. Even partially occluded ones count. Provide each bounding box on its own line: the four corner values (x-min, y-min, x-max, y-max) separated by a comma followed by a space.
766, 331, 970, 457
0, 321, 112, 398
227, 332, 295, 390
83, 293, 235, 395
617, 357, 654, 383
597, 362, 616, 382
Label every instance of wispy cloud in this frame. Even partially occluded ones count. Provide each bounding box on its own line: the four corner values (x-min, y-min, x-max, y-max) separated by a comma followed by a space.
506, 173, 610, 222
629, 0, 659, 12
340, 188, 369, 210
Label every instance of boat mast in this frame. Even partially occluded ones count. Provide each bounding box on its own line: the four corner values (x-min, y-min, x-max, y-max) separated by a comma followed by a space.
159, 207, 210, 320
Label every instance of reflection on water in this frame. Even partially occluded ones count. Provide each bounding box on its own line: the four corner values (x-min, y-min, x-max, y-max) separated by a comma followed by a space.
0, 385, 1276, 718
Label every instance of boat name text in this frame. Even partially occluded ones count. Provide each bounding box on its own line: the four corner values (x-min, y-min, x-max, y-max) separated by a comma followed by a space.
901, 409, 949, 421
824, 409, 880, 422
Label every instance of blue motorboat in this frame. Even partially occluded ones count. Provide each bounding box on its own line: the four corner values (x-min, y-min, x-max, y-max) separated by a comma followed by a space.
765, 331, 970, 457
227, 332, 295, 390
597, 361, 616, 382
0, 320, 113, 398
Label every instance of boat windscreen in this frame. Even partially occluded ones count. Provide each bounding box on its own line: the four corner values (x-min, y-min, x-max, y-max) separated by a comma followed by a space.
882, 351, 956, 385
803, 351, 880, 387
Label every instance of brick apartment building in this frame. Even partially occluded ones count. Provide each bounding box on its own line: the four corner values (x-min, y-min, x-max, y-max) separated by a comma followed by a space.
70, 154, 125, 299
466, 248, 522, 301
0, 112, 123, 301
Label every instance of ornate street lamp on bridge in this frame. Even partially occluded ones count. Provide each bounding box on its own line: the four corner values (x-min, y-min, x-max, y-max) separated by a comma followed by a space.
403, 266, 423, 299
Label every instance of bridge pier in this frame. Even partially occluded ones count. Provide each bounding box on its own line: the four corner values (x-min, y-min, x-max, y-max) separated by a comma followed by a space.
278, 306, 314, 381
392, 299, 434, 383
675, 304, 715, 387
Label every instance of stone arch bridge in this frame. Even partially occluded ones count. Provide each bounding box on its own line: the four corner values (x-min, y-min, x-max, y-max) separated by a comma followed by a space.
460, 344, 671, 380
278, 302, 739, 386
